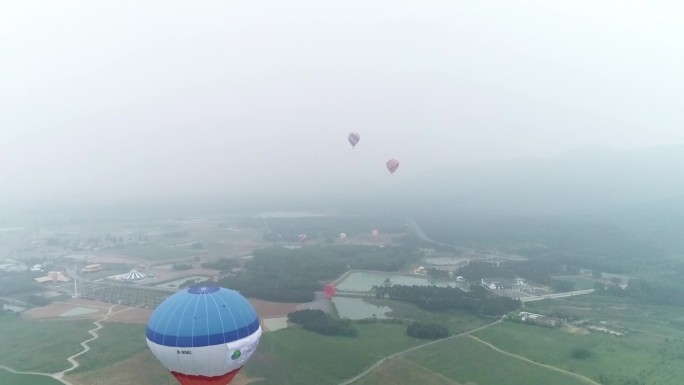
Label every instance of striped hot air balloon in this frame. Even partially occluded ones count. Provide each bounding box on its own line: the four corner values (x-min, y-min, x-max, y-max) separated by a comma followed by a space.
146, 285, 262, 385
386, 159, 399, 174
348, 132, 360, 149
298, 233, 308, 243
323, 283, 336, 299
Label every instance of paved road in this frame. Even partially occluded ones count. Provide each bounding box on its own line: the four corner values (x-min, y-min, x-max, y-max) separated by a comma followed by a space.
336, 319, 502, 385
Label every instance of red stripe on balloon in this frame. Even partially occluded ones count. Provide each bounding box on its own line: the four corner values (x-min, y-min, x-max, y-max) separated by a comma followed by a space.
171, 368, 241, 385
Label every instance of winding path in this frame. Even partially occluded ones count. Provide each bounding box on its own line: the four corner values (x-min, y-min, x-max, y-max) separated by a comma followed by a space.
1, 305, 139, 385
467, 335, 602, 385
336, 319, 502, 385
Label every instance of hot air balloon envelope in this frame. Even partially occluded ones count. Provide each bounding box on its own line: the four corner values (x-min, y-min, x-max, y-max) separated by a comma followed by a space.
323, 283, 336, 299
298, 233, 308, 243
371, 229, 380, 238
348, 133, 360, 148
386, 159, 399, 174
146, 285, 262, 385
339, 232, 347, 240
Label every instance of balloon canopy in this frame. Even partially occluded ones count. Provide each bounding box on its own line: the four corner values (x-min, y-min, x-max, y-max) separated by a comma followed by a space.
323, 283, 336, 299
348, 132, 360, 148
386, 159, 399, 174
298, 233, 308, 243
146, 285, 262, 385
339, 232, 347, 240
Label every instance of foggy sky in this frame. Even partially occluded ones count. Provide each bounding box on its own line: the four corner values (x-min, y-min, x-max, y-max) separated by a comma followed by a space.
1, 1, 683, 206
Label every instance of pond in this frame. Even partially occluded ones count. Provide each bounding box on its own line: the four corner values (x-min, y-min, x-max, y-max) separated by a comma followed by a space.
336, 271, 456, 292
332, 297, 393, 320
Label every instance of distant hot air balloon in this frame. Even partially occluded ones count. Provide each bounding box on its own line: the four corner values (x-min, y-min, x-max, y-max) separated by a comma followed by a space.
298, 233, 308, 243
339, 232, 347, 240
146, 285, 262, 385
323, 283, 336, 299
348, 132, 360, 149
371, 229, 380, 238
386, 159, 399, 175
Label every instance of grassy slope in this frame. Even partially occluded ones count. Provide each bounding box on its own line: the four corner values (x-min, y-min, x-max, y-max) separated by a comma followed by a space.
244, 323, 424, 385
356, 357, 464, 385
0, 370, 63, 385
0, 315, 92, 372
474, 321, 684, 385
406, 336, 589, 385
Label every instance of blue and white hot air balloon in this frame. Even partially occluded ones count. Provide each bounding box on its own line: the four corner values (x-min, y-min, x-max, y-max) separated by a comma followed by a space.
146, 285, 262, 385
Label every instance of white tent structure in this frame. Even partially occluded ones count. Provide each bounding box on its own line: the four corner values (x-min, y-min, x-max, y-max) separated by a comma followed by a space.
120, 269, 147, 281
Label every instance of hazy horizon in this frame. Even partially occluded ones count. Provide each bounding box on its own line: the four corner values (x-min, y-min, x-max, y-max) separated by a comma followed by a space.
2, 1, 683, 208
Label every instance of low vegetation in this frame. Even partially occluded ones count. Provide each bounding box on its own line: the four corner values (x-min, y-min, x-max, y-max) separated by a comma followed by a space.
406, 322, 449, 339
287, 309, 356, 336
374, 284, 520, 316
219, 245, 420, 302
0, 314, 92, 372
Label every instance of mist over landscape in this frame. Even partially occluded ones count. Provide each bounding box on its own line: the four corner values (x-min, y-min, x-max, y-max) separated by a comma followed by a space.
2, 1, 684, 385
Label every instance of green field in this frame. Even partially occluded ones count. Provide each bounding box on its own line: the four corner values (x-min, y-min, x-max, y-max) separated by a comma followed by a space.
402, 335, 590, 385
366, 298, 490, 333
356, 357, 464, 385
71, 323, 149, 373
474, 321, 684, 385
527, 294, 684, 339
67, 350, 177, 385
244, 323, 425, 385
0, 315, 92, 372
0, 370, 64, 385
552, 275, 601, 290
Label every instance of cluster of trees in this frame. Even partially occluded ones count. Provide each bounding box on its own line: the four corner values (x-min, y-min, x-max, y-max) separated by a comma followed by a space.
457, 260, 566, 286
287, 309, 356, 336
201, 258, 240, 272
219, 245, 419, 302
551, 279, 576, 292
179, 279, 202, 289
596, 278, 684, 307
596, 374, 646, 385
571, 347, 591, 359
0, 272, 45, 296
415, 213, 664, 274
406, 322, 449, 339
427, 267, 450, 279
374, 284, 520, 316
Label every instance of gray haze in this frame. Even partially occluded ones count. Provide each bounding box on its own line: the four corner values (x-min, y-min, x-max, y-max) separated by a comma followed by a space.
2, 1, 683, 207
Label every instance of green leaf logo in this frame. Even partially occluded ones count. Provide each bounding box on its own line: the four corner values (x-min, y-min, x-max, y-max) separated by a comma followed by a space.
231, 350, 242, 360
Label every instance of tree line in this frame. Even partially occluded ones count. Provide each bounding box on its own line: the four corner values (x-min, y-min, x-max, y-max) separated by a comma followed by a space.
218, 245, 420, 302
457, 260, 566, 286
288, 309, 356, 336
406, 322, 449, 339
373, 284, 520, 316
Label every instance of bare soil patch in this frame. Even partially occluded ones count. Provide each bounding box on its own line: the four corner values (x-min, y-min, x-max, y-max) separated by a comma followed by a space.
24, 298, 150, 324
23, 299, 108, 320
249, 298, 301, 324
